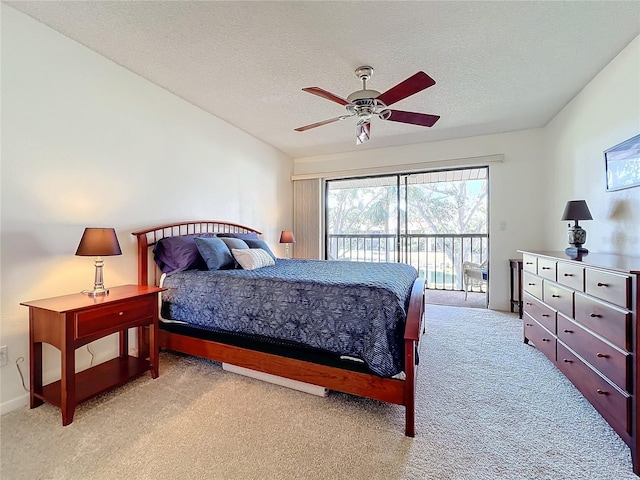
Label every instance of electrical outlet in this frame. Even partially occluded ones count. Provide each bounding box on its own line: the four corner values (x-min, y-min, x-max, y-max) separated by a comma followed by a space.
0, 346, 8, 367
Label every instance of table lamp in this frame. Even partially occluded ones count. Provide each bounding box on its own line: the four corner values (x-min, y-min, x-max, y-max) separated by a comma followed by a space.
75, 227, 122, 296
279, 230, 296, 259
560, 200, 592, 256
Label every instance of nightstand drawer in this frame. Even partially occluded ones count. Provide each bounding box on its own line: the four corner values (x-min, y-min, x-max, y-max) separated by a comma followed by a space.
75, 296, 155, 340
543, 282, 573, 319
557, 342, 630, 437
524, 314, 556, 362
557, 315, 629, 391
585, 269, 630, 309
523, 292, 556, 333
574, 292, 630, 351
557, 262, 584, 291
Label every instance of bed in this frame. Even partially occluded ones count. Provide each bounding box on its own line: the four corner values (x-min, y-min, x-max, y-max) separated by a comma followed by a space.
132, 220, 426, 436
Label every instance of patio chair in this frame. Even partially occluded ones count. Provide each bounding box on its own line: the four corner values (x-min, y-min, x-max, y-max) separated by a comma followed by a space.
463, 259, 488, 300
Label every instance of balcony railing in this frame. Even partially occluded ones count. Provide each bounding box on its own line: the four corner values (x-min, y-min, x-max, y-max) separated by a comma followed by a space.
327, 233, 488, 291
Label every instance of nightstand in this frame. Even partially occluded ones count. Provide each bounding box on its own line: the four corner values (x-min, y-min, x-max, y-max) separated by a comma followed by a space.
21, 284, 165, 425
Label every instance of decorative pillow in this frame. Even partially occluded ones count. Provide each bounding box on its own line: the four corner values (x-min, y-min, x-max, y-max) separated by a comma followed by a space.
217, 232, 260, 241
219, 237, 249, 251
231, 248, 276, 270
244, 239, 276, 260
194, 237, 234, 270
153, 234, 210, 274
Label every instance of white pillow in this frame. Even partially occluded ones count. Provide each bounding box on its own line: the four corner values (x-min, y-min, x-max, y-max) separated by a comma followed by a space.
231, 248, 276, 270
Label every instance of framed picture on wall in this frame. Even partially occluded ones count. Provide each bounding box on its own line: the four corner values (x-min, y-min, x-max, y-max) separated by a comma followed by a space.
605, 133, 640, 191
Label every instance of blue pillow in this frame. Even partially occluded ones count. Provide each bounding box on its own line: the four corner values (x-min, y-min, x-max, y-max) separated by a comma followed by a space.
244, 239, 276, 260
194, 237, 234, 270
153, 234, 210, 274
217, 232, 260, 241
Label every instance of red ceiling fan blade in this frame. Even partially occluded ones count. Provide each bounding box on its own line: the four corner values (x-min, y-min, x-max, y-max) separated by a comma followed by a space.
377, 72, 436, 106
356, 121, 371, 145
302, 87, 350, 106
385, 110, 440, 127
295, 116, 348, 132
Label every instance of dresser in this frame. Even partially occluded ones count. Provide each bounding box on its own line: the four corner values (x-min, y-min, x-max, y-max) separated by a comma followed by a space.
519, 250, 640, 475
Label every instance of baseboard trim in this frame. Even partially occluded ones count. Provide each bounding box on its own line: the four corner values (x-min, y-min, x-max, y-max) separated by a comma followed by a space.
1, 393, 29, 416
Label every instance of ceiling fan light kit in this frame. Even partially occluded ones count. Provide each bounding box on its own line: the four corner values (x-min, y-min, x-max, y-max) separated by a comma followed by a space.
295, 66, 440, 144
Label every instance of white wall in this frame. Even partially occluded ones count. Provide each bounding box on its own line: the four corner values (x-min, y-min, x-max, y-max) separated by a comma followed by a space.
293, 129, 548, 312
543, 35, 640, 254
0, 6, 292, 412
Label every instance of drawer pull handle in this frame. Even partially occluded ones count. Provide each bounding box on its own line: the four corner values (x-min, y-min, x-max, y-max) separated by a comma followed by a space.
542, 338, 550, 342
597, 282, 608, 287
563, 273, 573, 277
590, 313, 602, 318
551, 294, 560, 298
526, 323, 533, 327
526, 302, 533, 306
541, 314, 550, 317
596, 389, 608, 395
526, 262, 533, 265
528, 283, 536, 286
563, 359, 573, 363
542, 267, 550, 270
563, 329, 573, 333
596, 353, 609, 358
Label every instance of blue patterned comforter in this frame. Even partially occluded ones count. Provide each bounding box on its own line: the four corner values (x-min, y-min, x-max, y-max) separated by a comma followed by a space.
161, 259, 418, 377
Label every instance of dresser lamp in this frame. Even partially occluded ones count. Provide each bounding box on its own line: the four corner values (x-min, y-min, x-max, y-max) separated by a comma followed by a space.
560, 200, 592, 256
279, 230, 296, 259
75, 227, 122, 296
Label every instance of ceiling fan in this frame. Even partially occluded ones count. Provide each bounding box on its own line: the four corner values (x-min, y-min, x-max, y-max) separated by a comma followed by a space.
295, 66, 440, 145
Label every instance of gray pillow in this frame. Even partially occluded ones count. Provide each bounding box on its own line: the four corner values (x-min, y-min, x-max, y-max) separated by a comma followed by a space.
194, 237, 234, 270
244, 239, 276, 260
220, 237, 249, 251
219, 238, 249, 268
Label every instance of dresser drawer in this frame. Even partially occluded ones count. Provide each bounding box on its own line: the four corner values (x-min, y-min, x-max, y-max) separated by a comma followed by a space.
522, 254, 537, 274
557, 342, 630, 437
523, 272, 543, 299
75, 296, 155, 341
557, 262, 584, 291
537, 257, 557, 281
524, 314, 556, 362
585, 269, 631, 309
543, 282, 573, 319
557, 315, 630, 392
523, 292, 556, 333
574, 292, 630, 351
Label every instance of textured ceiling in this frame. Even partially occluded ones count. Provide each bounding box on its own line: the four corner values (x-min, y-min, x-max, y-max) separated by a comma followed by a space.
6, 1, 640, 159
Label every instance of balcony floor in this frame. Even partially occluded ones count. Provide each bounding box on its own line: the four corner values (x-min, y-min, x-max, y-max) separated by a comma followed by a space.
425, 289, 487, 309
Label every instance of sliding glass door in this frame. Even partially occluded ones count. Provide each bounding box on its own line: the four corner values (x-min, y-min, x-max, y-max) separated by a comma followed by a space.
325, 167, 488, 291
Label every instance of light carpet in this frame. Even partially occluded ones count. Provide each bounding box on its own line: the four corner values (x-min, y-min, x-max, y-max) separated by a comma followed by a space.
1, 305, 636, 480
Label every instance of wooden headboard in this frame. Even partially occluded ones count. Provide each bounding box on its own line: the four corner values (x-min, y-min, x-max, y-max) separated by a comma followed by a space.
131, 220, 262, 286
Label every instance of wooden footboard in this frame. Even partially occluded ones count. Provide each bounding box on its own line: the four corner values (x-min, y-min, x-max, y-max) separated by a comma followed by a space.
133, 221, 426, 436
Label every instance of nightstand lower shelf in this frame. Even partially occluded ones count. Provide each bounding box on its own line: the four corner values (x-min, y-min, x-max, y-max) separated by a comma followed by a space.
35, 356, 150, 408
